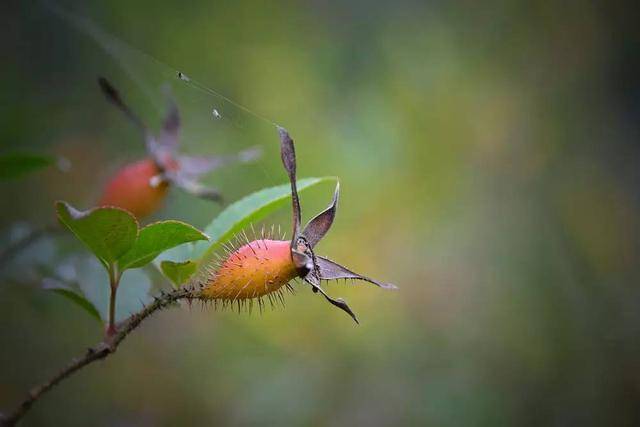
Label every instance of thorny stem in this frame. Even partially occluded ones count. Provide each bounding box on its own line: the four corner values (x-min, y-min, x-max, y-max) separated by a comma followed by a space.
0, 286, 202, 427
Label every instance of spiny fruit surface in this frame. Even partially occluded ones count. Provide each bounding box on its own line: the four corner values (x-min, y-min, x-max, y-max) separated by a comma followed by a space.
99, 158, 168, 218
202, 239, 299, 300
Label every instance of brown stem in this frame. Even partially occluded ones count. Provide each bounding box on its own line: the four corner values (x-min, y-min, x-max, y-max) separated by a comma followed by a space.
0, 286, 202, 426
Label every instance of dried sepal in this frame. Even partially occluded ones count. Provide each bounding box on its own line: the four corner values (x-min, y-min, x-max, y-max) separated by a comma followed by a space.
166, 172, 223, 203
278, 127, 301, 242
98, 77, 161, 165
275, 127, 394, 323
305, 279, 359, 324
177, 146, 262, 180
177, 155, 223, 177
98, 77, 146, 132
302, 182, 339, 248
157, 89, 180, 155
316, 256, 398, 289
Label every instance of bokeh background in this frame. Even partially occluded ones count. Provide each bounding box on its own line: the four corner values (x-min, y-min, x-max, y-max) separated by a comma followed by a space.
2, 0, 640, 425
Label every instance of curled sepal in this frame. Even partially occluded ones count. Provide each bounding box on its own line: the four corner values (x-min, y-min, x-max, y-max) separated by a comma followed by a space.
157, 87, 180, 155
305, 279, 359, 324
98, 78, 163, 160
98, 77, 146, 131
278, 127, 301, 242
177, 146, 262, 180
316, 256, 398, 290
168, 172, 223, 203
302, 182, 339, 248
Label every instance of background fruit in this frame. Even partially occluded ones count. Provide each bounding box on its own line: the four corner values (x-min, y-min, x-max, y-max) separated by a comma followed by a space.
98, 158, 168, 219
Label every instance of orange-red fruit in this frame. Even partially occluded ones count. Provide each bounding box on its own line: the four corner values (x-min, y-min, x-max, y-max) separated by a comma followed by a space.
99, 158, 168, 218
202, 240, 299, 300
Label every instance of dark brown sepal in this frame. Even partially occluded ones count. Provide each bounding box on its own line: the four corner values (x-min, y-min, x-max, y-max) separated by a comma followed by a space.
304, 278, 359, 324
168, 172, 223, 203
98, 77, 146, 131
316, 255, 397, 289
177, 146, 262, 180
302, 182, 339, 248
278, 127, 301, 242
98, 77, 168, 168
156, 87, 180, 154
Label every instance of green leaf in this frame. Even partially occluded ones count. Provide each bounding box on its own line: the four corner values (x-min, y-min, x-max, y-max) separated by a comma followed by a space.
0, 153, 54, 180
43, 275, 102, 322
118, 220, 208, 271
196, 177, 335, 261
55, 201, 139, 269
49, 288, 102, 322
160, 260, 198, 288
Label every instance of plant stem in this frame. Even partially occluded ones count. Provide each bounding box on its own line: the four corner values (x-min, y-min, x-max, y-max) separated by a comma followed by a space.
0, 286, 202, 427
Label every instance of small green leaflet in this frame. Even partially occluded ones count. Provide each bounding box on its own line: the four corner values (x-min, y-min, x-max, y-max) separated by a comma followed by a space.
161, 260, 198, 288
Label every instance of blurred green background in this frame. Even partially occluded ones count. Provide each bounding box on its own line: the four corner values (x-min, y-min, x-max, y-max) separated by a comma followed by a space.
2, 0, 640, 425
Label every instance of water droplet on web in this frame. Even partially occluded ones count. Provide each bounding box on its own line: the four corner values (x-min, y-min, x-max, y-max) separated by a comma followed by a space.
177, 71, 190, 82
212, 108, 222, 120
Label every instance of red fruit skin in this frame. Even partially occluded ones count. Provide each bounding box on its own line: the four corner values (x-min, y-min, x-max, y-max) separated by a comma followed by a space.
98, 158, 169, 219
202, 240, 299, 300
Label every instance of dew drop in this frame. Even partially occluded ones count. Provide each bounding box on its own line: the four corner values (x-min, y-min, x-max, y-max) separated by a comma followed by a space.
177, 71, 190, 82
56, 156, 72, 172
149, 175, 164, 188
212, 108, 222, 119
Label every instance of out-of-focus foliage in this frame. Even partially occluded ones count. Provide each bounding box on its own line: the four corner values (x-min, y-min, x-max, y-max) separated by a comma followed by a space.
1, 0, 639, 426
45, 286, 102, 322
0, 153, 54, 180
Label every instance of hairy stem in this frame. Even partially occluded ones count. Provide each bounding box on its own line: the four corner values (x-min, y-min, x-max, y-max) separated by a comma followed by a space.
0, 287, 202, 426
